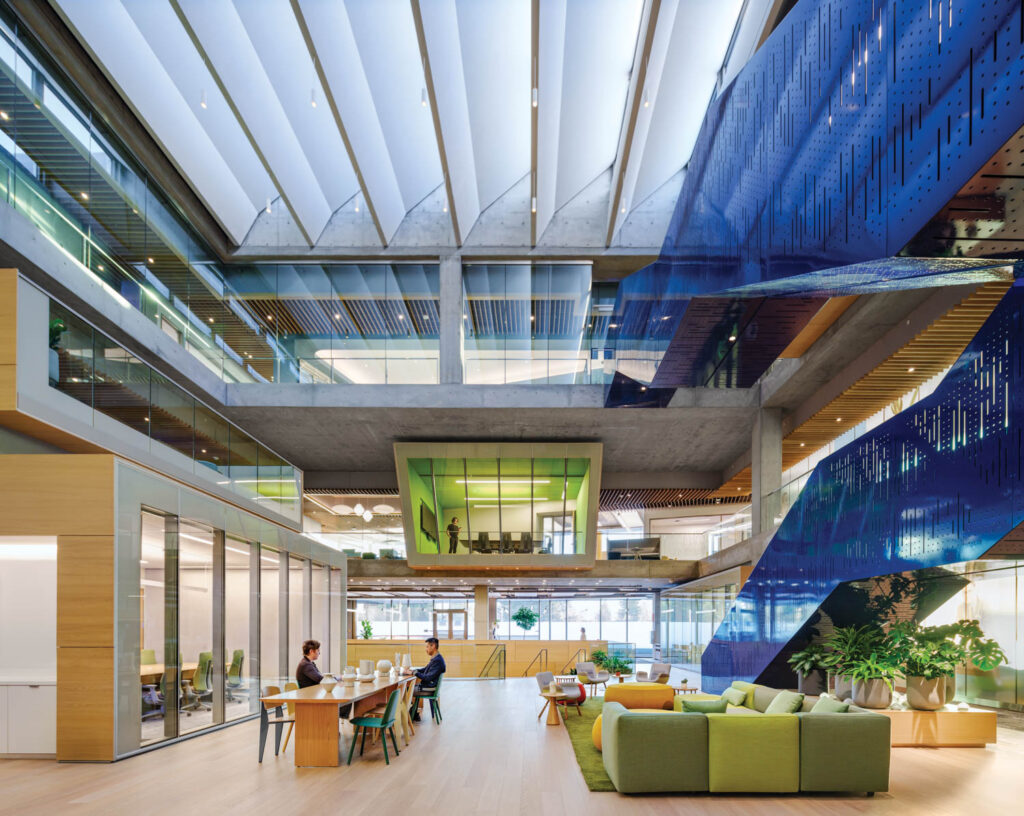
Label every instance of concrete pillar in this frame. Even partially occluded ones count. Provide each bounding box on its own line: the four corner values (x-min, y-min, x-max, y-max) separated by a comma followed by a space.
474, 585, 489, 638
751, 407, 783, 536
439, 254, 464, 384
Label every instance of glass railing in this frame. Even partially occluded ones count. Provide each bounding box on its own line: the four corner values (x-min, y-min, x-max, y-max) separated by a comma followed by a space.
304, 531, 407, 559
49, 298, 301, 522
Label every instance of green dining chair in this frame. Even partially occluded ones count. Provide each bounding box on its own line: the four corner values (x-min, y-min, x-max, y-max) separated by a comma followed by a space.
416, 674, 444, 724
348, 688, 401, 766
140, 648, 156, 665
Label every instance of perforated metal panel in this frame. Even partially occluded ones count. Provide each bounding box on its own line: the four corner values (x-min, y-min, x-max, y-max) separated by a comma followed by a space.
702, 279, 1024, 692
608, 0, 1024, 398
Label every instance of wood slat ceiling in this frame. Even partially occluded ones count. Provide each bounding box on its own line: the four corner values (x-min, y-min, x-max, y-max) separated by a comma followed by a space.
711, 280, 1012, 497
599, 487, 749, 511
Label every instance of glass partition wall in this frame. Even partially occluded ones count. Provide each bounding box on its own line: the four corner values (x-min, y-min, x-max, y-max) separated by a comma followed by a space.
403, 453, 593, 557
137, 510, 342, 751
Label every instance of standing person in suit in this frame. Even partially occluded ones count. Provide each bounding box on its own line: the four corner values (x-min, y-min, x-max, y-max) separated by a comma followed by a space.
447, 517, 461, 554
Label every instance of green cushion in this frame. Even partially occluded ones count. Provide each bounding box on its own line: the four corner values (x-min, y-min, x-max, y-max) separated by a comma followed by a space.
811, 695, 850, 714
764, 689, 804, 714
798, 711, 891, 792
730, 680, 757, 708
720, 687, 746, 706
602, 703, 710, 793
725, 704, 762, 714
680, 698, 727, 713
707, 713, 800, 792
672, 693, 719, 711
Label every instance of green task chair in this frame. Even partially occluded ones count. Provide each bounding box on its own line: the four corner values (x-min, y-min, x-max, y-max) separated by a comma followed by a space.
348, 688, 401, 766
140, 648, 156, 665
190, 652, 213, 711
414, 674, 444, 724
226, 650, 245, 701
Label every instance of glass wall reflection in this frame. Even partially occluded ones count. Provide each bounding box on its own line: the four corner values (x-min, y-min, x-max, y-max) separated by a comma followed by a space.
463, 264, 614, 384
660, 582, 739, 672
136, 512, 339, 749
49, 300, 302, 523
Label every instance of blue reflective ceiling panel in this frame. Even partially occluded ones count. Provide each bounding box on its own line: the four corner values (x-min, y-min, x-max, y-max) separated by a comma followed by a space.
608, 0, 1024, 401
702, 274, 1024, 693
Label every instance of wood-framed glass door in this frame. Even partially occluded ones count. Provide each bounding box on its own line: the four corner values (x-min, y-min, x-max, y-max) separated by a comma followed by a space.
432, 609, 468, 639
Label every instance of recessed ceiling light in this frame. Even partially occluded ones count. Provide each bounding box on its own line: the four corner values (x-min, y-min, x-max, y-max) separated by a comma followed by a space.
836, 417, 842, 422
0, 110, 8, 120
799, 442, 805, 447
728, 334, 737, 341
147, 257, 154, 264
80, 192, 89, 200
207, 317, 214, 324
907, 367, 915, 372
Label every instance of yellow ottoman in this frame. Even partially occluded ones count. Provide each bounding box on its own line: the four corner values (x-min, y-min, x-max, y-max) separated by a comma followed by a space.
592, 708, 674, 751
604, 682, 675, 711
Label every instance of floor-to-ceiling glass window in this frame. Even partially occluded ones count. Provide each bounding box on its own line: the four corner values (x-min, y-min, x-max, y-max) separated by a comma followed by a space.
568, 599, 600, 642
330, 568, 344, 674
140, 511, 174, 747
312, 562, 330, 667
225, 537, 255, 721
260, 548, 281, 684
177, 522, 215, 735
288, 556, 307, 669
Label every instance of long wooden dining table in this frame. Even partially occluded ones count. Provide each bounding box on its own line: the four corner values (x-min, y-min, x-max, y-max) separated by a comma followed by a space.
260, 674, 417, 767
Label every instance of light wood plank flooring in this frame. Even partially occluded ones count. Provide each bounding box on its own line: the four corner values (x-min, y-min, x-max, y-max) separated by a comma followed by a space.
2, 678, 1023, 815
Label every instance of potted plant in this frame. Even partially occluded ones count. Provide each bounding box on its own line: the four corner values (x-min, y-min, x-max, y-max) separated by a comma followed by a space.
787, 644, 830, 695
887, 622, 956, 710
847, 652, 899, 709
360, 620, 373, 639
511, 606, 539, 634
826, 625, 881, 700
943, 619, 1008, 704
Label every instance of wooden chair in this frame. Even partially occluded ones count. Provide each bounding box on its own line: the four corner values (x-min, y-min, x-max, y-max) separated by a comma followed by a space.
258, 685, 295, 762
279, 682, 298, 753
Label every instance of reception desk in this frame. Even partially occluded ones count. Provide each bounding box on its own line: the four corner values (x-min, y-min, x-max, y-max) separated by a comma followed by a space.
346, 640, 607, 678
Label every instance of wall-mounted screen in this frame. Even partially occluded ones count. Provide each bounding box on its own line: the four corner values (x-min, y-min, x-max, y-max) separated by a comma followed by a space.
420, 500, 438, 543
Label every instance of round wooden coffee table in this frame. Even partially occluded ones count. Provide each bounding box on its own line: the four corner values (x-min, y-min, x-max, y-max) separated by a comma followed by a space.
539, 690, 568, 725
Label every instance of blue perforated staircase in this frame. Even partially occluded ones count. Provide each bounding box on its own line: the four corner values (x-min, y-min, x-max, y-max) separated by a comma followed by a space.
702, 276, 1024, 692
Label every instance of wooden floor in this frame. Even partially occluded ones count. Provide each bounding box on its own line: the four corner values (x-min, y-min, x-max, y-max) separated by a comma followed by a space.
3, 678, 1024, 815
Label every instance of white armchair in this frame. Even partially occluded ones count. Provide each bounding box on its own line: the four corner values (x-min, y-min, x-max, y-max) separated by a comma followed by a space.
576, 661, 609, 693
636, 662, 671, 684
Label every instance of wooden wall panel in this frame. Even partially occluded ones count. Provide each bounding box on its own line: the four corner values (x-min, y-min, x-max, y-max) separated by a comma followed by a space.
0, 268, 16, 366
57, 647, 113, 761
0, 365, 14, 411
0, 455, 114, 536
57, 536, 114, 648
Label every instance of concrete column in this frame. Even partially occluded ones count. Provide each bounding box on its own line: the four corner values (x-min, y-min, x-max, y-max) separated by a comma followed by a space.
439, 254, 464, 384
474, 585, 490, 638
751, 407, 783, 536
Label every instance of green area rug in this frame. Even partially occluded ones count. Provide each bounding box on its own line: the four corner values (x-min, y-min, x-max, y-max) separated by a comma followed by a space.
561, 696, 615, 792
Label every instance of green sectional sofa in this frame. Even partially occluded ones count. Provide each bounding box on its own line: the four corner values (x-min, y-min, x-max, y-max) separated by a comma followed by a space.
602, 681, 891, 795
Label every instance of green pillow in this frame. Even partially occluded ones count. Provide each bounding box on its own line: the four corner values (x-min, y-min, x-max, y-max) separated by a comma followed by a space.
730, 680, 757, 706
810, 695, 850, 713
720, 687, 747, 706
764, 689, 804, 714
681, 698, 728, 713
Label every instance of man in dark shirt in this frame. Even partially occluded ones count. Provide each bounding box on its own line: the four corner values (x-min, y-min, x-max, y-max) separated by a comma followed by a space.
409, 636, 446, 722
296, 639, 323, 688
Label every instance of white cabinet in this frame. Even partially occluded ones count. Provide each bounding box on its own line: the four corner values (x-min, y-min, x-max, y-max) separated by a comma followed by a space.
0, 686, 7, 753
2, 684, 56, 755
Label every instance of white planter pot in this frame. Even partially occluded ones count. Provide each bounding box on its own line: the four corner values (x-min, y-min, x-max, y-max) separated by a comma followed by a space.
852, 678, 892, 709
906, 676, 945, 711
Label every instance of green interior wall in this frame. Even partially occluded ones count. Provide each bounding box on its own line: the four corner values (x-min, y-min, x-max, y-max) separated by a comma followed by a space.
407, 462, 440, 553
574, 466, 590, 553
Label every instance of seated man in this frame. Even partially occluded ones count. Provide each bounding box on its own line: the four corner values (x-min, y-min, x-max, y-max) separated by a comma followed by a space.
296, 639, 323, 688
409, 636, 446, 722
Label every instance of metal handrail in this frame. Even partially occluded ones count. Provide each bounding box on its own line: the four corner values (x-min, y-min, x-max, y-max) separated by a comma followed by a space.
560, 647, 588, 675
522, 648, 548, 676
479, 644, 506, 680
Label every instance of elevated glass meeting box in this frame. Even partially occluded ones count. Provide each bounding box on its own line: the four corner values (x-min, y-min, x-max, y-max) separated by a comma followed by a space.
395, 442, 602, 568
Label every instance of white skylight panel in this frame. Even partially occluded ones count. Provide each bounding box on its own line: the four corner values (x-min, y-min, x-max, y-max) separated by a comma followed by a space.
455, 0, 530, 210
554, 0, 643, 211
52, 0, 259, 244
177, 0, 333, 244
121, 0, 275, 214
233, 0, 358, 213
344, 0, 443, 211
